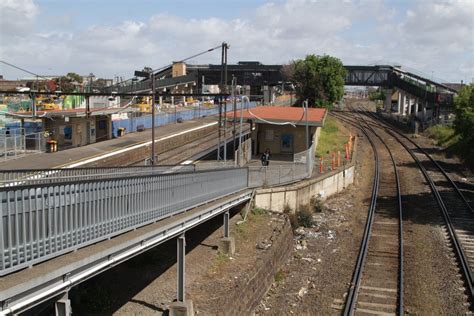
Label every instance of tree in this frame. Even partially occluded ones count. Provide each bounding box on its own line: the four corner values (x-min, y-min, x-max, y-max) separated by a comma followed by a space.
453, 84, 474, 165
287, 54, 347, 108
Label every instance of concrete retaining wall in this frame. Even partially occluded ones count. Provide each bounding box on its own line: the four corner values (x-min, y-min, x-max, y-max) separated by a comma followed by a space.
80, 124, 217, 167
254, 165, 355, 213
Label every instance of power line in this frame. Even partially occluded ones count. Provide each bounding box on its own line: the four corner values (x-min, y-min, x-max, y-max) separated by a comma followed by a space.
109, 44, 223, 88
0, 60, 52, 81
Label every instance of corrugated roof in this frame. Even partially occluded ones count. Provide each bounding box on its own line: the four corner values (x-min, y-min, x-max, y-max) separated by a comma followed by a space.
227, 106, 326, 126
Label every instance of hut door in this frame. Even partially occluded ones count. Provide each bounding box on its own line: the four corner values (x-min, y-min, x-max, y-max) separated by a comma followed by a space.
281, 134, 294, 153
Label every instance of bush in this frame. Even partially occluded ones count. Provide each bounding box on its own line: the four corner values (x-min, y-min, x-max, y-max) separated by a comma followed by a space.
425, 125, 458, 147
310, 195, 324, 213
296, 205, 314, 228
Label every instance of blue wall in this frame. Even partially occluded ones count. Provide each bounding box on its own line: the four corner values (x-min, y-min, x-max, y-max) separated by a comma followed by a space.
112, 102, 257, 138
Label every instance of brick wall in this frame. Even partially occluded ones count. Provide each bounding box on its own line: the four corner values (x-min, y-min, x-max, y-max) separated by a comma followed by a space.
218, 218, 293, 315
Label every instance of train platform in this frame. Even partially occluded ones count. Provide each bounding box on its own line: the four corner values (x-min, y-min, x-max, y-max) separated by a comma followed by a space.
0, 117, 218, 170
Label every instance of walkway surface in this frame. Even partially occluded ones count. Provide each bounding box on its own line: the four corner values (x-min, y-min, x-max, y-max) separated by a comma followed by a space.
0, 117, 217, 170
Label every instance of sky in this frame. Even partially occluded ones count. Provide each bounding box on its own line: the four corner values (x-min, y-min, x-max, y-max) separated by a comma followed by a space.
0, 0, 473, 83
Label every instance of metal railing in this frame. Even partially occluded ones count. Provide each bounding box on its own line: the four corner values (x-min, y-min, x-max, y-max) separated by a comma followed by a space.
0, 167, 247, 275
0, 165, 196, 187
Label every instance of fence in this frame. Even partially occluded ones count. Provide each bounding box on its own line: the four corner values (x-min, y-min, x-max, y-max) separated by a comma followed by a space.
0, 165, 196, 187
248, 143, 315, 187
0, 167, 247, 275
112, 101, 257, 137
0, 130, 45, 162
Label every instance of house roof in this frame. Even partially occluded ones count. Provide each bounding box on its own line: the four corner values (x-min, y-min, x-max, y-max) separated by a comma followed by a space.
227, 106, 327, 127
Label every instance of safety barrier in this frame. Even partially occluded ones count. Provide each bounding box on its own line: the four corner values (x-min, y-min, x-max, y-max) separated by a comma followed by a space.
0, 167, 247, 275
248, 144, 315, 187
0, 165, 196, 187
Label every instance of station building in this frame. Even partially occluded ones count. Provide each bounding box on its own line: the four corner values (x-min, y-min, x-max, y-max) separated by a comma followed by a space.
229, 106, 327, 157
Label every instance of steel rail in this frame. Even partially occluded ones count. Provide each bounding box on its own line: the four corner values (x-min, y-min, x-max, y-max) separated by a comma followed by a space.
342, 116, 380, 315
349, 106, 474, 301
362, 110, 472, 213
332, 111, 403, 315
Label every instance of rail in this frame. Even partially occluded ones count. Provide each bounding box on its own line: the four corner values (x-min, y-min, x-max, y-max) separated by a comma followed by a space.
0, 167, 247, 275
0, 165, 196, 187
332, 110, 403, 315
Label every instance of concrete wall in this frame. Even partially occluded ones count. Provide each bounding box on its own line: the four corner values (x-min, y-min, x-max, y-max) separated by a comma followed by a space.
80, 124, 217, 167
254, 164, 355, 213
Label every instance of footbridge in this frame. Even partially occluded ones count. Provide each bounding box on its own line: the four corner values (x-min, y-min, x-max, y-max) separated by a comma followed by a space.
0, 143, 314, 315
107, 63, 456, 117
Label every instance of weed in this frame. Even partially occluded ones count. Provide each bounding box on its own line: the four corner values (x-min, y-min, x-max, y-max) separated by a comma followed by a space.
252, 207, 267, 216
274, 269, 285, 283
310, 195, 324, 213
216, 251, 230, 264
283, 203, 292, 214
297, 205, 314, 228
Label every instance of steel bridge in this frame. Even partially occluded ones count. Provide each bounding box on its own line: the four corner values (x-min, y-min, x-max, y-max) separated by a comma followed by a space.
106, 63, 456, 107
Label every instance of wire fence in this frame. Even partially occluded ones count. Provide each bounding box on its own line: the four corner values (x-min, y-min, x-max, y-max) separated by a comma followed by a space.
0, 129, 46, 162
248, 143, 315, 187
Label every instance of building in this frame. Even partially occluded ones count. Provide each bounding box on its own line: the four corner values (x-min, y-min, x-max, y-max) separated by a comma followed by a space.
229, 106, 327, 156
7, 107, 138, 148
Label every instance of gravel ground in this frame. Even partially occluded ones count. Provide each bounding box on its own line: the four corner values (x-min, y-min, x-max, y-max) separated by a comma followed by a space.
255, 128, 374, 315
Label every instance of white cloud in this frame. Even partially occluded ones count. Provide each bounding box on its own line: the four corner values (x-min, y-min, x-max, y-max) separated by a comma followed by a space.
0, 0, 472, 82
0, 0, 38, 35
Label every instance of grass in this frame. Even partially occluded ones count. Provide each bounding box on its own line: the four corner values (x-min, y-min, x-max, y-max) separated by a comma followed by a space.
316, 115, 350, 157
424, 125, 459, 148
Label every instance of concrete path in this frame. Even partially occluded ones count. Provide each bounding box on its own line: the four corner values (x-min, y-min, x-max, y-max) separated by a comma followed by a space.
0, 117, 217, 170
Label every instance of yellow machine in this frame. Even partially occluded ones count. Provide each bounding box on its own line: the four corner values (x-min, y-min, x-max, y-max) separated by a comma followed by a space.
135, 96, 152, 113
36, 96, 61, 111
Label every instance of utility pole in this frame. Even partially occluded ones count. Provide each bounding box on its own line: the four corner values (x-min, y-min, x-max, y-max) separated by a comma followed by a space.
232, 76, 237, 155
218, 42, 229, 161
151, 71, 156, 165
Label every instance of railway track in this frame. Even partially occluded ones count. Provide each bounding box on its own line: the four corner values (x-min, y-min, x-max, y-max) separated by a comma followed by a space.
360, 108, 474, 300
334, 106, 474, 309
335, 112, 404, 315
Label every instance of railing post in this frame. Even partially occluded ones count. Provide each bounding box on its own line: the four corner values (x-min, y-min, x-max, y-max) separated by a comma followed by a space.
55, 291, 71, 316
224, 211, 230, 238
170, 233, 194, 316
177, 233, 186, 302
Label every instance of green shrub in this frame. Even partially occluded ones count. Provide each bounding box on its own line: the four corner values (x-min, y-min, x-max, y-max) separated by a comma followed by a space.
297, 205, 314, 228
425, 125, 458, 147
310, 195, 324, 213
